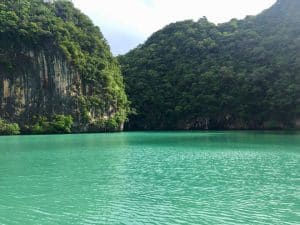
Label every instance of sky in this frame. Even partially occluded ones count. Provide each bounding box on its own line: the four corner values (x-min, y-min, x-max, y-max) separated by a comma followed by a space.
73, 0, 277, 55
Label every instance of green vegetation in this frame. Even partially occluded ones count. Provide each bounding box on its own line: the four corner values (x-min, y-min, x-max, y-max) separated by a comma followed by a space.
119, 0, 300, 130
0, 119, 20, 135
0, 0, 299, 133
31, 115, 73, 134
0, 0, 129, 133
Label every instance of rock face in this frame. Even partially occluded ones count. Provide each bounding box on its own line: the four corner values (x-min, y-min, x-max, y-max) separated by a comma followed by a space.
1, 48, 80, 130
0, 0, 129, 132
296, 118, 300, 128
0, 45, 123, 132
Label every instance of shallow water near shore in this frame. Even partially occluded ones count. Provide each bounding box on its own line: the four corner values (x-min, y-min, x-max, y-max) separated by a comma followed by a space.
0, 131, 299, 224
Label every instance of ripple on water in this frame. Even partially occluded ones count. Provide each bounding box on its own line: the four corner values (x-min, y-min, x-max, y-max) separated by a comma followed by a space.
0, 132, 299, 224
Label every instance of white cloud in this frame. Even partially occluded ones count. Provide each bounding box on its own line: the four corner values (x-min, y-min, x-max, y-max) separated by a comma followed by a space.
73, 0, 276, 55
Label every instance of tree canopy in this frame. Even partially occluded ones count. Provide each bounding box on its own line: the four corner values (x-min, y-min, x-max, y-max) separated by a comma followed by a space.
119, 0, 300, 130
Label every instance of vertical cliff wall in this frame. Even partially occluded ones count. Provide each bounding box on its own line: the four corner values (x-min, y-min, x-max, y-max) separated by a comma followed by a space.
0, 0, 129, 132
0, 43, 124, 132
1, 47, 74, 125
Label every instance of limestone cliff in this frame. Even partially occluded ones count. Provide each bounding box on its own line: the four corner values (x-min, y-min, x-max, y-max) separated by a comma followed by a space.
0, 0, 129, 132
1, 47, 97, 131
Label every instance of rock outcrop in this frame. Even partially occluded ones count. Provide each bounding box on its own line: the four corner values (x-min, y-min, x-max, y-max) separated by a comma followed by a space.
0, 0, 129, 132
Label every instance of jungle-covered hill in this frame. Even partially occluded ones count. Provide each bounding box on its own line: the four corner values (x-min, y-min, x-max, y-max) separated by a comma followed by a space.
0, 0, 129, 134
119, 0, 300, 130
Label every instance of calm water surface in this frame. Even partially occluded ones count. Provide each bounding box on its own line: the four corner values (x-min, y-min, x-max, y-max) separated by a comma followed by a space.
0, 132, 299, 225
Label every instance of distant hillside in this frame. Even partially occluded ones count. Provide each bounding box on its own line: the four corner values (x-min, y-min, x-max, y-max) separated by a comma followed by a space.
0, 0, 129, 133
119, 0, 300, 130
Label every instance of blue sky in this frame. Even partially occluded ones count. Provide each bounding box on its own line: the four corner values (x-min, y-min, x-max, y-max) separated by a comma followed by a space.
73, 0, 276, 55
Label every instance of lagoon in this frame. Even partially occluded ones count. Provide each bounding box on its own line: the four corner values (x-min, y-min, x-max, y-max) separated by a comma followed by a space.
0, 132, 299, 224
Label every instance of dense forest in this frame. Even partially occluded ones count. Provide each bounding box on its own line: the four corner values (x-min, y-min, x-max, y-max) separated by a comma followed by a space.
0, 0, 299, 134
119, 0, 300, 130
0, 0, 129, 134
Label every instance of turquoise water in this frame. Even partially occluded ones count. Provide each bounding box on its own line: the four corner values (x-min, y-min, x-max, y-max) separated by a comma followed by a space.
0, 132, 299, 224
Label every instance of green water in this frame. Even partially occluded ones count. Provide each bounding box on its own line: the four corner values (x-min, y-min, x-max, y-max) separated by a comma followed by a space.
0, 132, 299, 225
